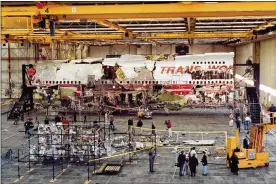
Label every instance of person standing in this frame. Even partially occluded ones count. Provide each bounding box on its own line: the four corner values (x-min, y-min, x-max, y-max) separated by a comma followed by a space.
201, 151, 208, 176
34, 116, 39, 131
84, 114, 87, 124
244, 114, 251, 132
167, 120, 172, 137
177, 151, 186, 176
268, 104, 276, 124
27, 120, 34, 137
189, 147, 197, 158
189, 153, 198, 177
128, 117, 134, 134
109, 115, 115, 131
149, 147, 155, 172
235, 116, 241, 132
44, 116, 49, 125
151, 123, 156, 135
24, 120, 29, 137
73, 111, 77, 122
230, 152, 239, 175
136, 118, 143, 134
13, 108, 20, 125
243, 135, 249, 149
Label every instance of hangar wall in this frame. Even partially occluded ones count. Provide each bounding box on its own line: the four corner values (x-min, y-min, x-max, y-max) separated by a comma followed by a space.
88, 44, 234, 58
259, 38, 276, 105
235, 38, 276, 105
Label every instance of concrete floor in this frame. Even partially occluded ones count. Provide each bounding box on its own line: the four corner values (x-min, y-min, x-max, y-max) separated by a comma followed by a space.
1, 108, 276, 184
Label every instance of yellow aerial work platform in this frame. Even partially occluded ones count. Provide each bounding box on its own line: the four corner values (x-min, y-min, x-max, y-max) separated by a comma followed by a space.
226, 117, 276, 168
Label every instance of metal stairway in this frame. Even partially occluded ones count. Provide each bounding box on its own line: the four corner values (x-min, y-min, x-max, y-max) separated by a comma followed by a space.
7, 87, 35, 120
246, 87, 261, 124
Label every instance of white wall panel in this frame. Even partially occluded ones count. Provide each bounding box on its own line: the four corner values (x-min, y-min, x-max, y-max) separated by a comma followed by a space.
235, 43, 253, 76
259, 38, 276, 104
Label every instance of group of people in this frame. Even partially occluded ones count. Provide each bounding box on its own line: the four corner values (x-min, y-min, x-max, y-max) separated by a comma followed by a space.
148, 147, 208, 177
177, 147, 208, 177
229, 107, 251, 134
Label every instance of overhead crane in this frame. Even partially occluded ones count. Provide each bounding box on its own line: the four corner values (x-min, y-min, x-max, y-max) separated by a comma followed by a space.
2, 2, 276, 43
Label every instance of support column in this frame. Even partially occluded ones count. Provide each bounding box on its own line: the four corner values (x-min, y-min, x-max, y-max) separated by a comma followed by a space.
253, 41, 260, 64
8, 41, 12, 99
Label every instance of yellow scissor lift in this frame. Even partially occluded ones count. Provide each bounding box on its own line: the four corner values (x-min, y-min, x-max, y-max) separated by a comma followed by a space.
227, 112, 276, 168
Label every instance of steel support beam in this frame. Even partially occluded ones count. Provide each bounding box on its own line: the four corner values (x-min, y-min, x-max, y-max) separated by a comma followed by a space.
2, 32, 251, 43
4, 34, 125, 42
2, 2, 276, 18
186, 17, 196, 46
96, 20, 133, 38
136, 32, 251, 39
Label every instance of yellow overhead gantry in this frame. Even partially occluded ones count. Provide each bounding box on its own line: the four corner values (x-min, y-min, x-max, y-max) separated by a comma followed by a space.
2, 32, 252, 43
2, 2, 275, 42
2, 2, 276, 18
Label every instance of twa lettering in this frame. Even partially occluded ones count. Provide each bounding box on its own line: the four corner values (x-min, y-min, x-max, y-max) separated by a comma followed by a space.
161, 65, 233, 74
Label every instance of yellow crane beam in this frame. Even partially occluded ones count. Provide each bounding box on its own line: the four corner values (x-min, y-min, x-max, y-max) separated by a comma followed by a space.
2, 2, 276, 18
2, 32, 251, 43
187, 17, 197, 45
96, 20, 133, 38
136, 32, 251, 39
2, 34, 125, 42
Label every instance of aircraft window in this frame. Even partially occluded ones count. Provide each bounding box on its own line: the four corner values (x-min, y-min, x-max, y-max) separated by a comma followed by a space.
149, 81, 151, 84
211, 81, 214, 84
59, 81, 62, 84
152, 81, 155, 84
219, 81, 221, 83
189, 81, 191, 84
215, 62, 218, 64
62, 81, 65, 84
208, 81, 210, 84
193, 62, 195, 64
49, 81, 52, 84
200, 62, 202, 64
45, 81, 48, 84
138, 81, 141, 84
134, 81, 137, 84
197, 62, 199, 64
230, 81, 233, 84
204, 62, 206, 64
101, 81, 104, 84
219, 62, 221, 64
156, 81, 158, 84
120, 81, 122, 84
127, 81, 130, 84
211, 61, 214, 64
208, 62, 210, 64
78, 81, 81, 84
223, 61, 225, 64
67, 81, 69, 84
197, 81, 199, 84
226, 81, 229, 84
75, 81, 77, 84
71, 81, 73, 84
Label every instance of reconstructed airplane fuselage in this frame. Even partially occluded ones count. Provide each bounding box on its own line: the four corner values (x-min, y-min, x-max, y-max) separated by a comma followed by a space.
33, 52, 234, 97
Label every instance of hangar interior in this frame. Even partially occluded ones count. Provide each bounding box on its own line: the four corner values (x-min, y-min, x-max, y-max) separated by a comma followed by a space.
1, 1, 276, 184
